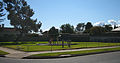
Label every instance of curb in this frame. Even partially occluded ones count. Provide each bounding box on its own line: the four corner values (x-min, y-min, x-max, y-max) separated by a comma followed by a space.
0, 55, 5, 57
23, 50, 120, 59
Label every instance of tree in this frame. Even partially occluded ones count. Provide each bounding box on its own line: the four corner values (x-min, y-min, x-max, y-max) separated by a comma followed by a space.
89, 26, 106, 35
60, 24, 74, 34
3, 0, 42, 41
48, 26, 59, 40
42, 31, 49, 37
84, 22, 93, 33
104, 24, 113, 32
83, 29, 90, 33
48, 26, 59, 45
85, 22, 93, 30
0, 1, 5, 22
76, 23, 85, 32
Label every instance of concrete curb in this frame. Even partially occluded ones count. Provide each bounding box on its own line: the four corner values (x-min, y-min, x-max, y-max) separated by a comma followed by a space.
0, 55, 5, 57
23, 50, 120, 59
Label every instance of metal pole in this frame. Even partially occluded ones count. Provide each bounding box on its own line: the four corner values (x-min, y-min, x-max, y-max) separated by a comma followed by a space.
62, 40, 64, 48
27, 45, 29, 51
50, 39, 52, 52
68, 41, 71, 48
51, 43, 52, 52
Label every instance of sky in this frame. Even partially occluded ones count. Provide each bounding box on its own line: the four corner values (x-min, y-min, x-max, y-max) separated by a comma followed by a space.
2, 0, 120, 31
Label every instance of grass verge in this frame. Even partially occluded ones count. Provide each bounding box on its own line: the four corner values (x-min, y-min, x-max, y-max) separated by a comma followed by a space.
2, 42, 120, 52
25, 47, 120, 59
0, 50, 9, 56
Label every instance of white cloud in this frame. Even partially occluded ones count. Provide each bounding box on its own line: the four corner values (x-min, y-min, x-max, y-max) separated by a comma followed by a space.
118, 20, 120, 23
43, 27, 60, 32
117, 24, 120, 27
94, 21, 105, 26
108, 19, 117, 25
43, 28, 49, 32
55, 27, 60, 30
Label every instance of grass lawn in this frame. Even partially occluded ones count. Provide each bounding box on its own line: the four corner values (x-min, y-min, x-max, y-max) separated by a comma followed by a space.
30, 47, 120, 57
1, 41, 120, 52
0, 50, 9, 55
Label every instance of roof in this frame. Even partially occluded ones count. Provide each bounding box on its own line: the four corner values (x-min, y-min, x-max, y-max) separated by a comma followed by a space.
0, 27, 17, 32
112, 27, 120, 32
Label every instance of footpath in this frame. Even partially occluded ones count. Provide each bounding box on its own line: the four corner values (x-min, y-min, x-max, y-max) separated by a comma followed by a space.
0, 46, 120, 59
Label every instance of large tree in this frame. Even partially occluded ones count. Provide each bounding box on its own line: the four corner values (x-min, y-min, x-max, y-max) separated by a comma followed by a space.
48, 26, 59, 45
104, 24, 113, 32
85, 22, 93, 30
3, 0, 42, 34
84, 22, 93, 33
89, 26, 106, 35
0, 1, 5, 22
60, 24, 74, 34
76, 23, 85, 32
3, 0, 42, 41
48, 26, 59, 40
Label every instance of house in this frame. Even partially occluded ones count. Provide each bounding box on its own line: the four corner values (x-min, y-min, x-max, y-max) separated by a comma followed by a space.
111, 27, 120, 32
90, 27, 120, 42
0, 24, 20, 37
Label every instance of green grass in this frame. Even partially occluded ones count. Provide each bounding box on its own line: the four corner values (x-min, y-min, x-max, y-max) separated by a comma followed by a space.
0, 50, 9, 55
1, 41, 120, 52
31, 47, 120, 57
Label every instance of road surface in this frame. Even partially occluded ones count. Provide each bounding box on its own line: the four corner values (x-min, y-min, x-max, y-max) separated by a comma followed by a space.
0, 51, 120, 63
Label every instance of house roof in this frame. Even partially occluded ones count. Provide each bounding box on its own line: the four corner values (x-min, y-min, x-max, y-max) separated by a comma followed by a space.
0, 27, 17, 31
111, 27, 120, 32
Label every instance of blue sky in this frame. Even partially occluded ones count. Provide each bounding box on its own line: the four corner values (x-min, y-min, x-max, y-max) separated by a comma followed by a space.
2, 0, 120, 31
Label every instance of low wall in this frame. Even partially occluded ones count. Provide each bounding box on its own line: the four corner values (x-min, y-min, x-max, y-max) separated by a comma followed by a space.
90, 36, 120, 42
0, 35, 120, 42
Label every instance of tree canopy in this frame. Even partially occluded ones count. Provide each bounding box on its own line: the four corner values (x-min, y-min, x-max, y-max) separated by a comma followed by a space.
104, 24, 113, 32
76, 23, 85, 32
0, 1, 5, 22
3, 0, 42, 33
48, 26, 59, 39
83, 22, 93, 33
85, 22, 93, 30
89, 26, 106, 35
60, 24, 74, 34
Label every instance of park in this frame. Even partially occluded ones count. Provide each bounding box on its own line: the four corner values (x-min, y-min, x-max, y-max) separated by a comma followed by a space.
0, 0, 120, 62
0, 41, 120, 52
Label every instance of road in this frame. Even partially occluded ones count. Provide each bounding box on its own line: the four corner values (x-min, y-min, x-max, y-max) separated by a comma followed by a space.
0, 51, 120, 63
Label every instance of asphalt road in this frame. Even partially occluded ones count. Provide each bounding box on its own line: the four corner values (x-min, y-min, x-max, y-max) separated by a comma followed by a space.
0, 51, 120, 63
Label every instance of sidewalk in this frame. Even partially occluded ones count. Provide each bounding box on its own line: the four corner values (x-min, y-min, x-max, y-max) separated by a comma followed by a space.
0, 46, 120, 59
0, 47, 28, 58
